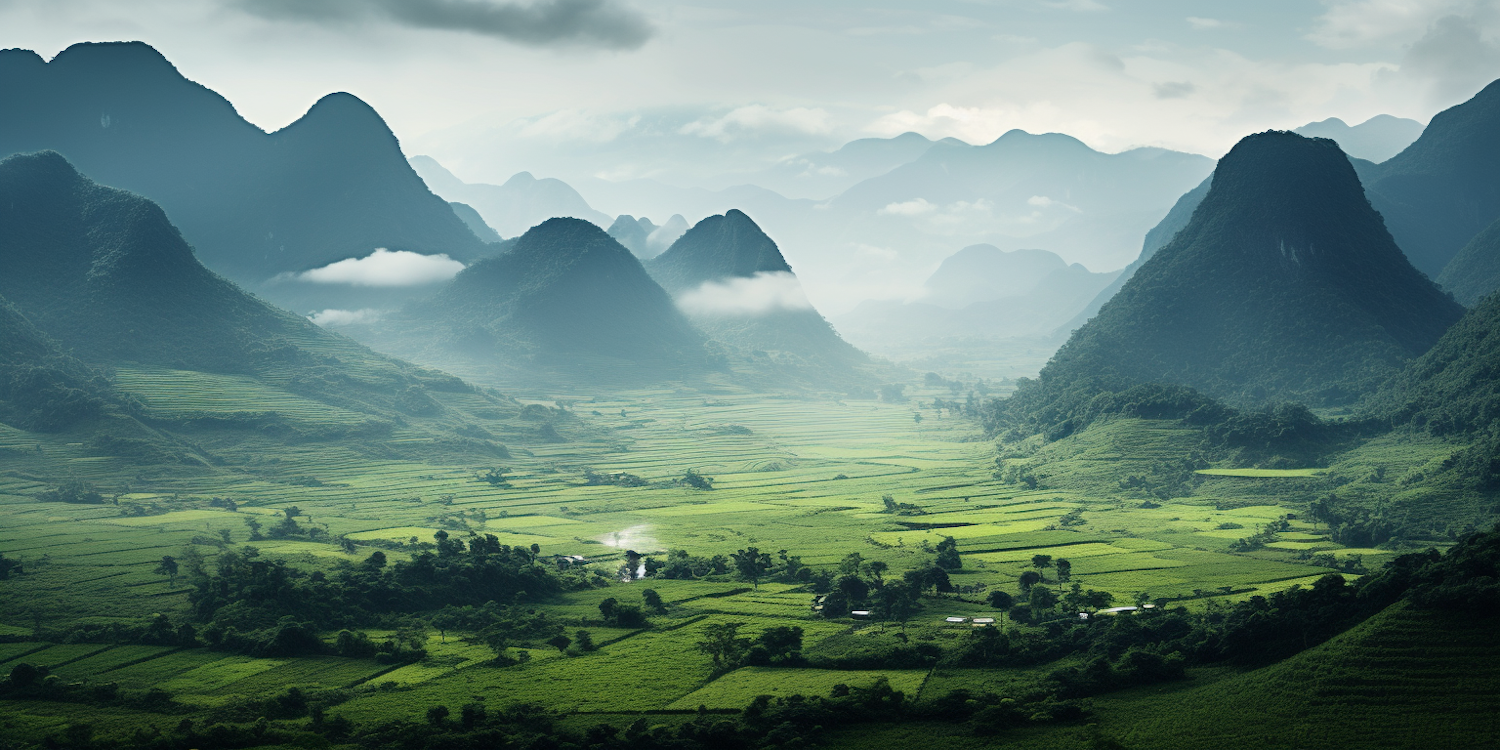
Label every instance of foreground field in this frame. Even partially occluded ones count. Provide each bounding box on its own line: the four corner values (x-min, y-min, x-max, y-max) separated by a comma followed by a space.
0, 378, 1468, 746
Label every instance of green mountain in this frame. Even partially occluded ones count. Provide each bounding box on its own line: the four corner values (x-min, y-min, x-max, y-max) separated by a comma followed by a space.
1009, 131, 1463, 423
646, 211, 867, 379
374, 218, 711, 383
0, 42, 488, 300
0, 293, 114, 433
1362, 78, 1500, 277
0, 150, 524, 456
649, 209, 793, 293
1434, 216, 1500, 306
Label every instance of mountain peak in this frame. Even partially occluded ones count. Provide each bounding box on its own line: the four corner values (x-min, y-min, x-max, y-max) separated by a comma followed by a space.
49, 41, 180, 78
648, 210, 792, 292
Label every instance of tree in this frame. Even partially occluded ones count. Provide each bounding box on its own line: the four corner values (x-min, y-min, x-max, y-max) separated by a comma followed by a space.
598, 597, 619, 622
987, 590, 1015, 615
839, 552, 864, 575
873, 581, 921, 631
864, 560, 889, 582
935, 536, 962, 570
154, 555, 179, 587
547, 635, 572, 654
1031, 554, 1053, 572
731, 547, 773, 589
338, 536, 357, 555
426, 705, 450, 726
1019, 571, 1042, 592
1029, 585, 1059, 612
0, 553, 22, 580
681, 470, 714, 490
641, 588, 666, 614
696, 621, 750, 671
574, 630, 596, 652
1055, 558, 1072, 582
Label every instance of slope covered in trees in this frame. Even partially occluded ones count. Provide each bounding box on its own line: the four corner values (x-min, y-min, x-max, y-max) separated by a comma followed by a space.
1001, 131, 1462, 434
1435, 216, 1500, 306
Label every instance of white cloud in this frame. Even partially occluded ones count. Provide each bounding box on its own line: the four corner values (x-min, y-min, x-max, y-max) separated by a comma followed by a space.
516, 109, 641, 143
308, 308, 384, 326
1186, 17, 1233, 30
289, 248, 466, 286
675, 271, 814, 316
877, 198, 936, 216
1306, 0, 1493, 49
679, 105, 833, 142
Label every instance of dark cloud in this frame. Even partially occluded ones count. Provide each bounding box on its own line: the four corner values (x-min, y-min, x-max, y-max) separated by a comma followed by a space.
238, 0, 654, 50
1401, 15, 1500, 104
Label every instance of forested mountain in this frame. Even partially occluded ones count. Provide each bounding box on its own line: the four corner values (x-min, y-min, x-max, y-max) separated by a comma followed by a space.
448, 201, 502, 243
0, 42, 488, 299
1060, 177, 1212, 334
1004, 131, 1463, 425
409, 155, 611, 238
0, 293, 114, 433
1362, 78, 1500, 277
645, 211, 866, 379
372, 218, 711, 382
1435, 217, 1500, 306
1293, 115, 1424, 163
0, 150, 510, 441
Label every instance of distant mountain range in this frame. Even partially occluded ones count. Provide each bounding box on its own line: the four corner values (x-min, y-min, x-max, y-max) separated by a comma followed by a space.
730, 131, 960, 200
832, 245, 1118, 358
0, 42, 489, 312
1010, 131, 1463, 413
409, 155, 611, 238
1293, 115, 1424, 163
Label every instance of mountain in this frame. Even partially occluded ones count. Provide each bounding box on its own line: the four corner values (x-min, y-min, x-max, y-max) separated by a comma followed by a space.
410, 155, 611, 238
1435, 217, 1500, 306
365, 218, 710, 383
1361, 79, 1500, 277
832, 254, 1118, 359
0, 150, 525, 457
644, 211, 867, 384
449, 201, 502, 242
733, 131, 950, 199
920, 245, 1069, 309
1009, 131, 1464, 416
645, 214, 690, 258
0, 293, 114, 433
1060, 176, 1213, 334
0, 42, 489, 301
1294, 115, 1424, 163
607, 215, 656, 257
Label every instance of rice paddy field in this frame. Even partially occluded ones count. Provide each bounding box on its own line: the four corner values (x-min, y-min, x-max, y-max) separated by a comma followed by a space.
0, 377, 1434, 746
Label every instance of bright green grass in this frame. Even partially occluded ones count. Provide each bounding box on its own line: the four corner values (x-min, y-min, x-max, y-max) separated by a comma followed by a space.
667, 667, 929, 709
1195, 468, 1325, 478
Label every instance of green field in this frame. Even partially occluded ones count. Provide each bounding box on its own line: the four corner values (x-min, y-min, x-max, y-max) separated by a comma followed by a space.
0, 377, 1489, 748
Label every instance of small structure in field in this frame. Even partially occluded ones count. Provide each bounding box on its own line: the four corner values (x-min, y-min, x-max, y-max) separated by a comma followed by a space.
971, 617, 996, 626
851, 610, 871, 618
944, 616, 968, 623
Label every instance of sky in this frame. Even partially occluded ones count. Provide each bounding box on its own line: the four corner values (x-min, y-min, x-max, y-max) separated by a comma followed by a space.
4, 0, 1500, 189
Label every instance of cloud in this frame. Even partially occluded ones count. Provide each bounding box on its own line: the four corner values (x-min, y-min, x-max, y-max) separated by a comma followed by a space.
235, 0, 653, 50
309, 308, 385, 326
1186, 16, 1234, 30
675, 271, 814, 316
1153, 80, 1196, 99
1307, 0, 1485, 50
878, 198, 936, 216
287, 248, 466, 286
679, 105, 834, 142
1398, 14, 1500, 103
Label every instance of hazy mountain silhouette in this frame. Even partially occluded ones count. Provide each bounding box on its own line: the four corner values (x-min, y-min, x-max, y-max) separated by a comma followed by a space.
921, 245, 1070, 309
449, 201, 502, 242
647, 211, 866, 376
607, 215, 657, 256
410, 155, 611, 238
645, 215, 690, 258
377, 218, 709, 382
0, 42, 489, 297
1361, 79, 1500, 277
737, 131, 953, 199
1011, 131, 1463, 412
833, 249, 1117, 356
1294, 115, 1424, 163
1060, 176, 1213, 334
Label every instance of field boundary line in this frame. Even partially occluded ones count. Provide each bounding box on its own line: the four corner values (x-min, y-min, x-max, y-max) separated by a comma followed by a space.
98, 647, 186, 674
47, 644, 116, 668
0, 643, 54, 665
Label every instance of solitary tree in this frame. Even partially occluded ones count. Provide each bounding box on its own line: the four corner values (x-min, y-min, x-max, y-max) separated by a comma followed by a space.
1019, 570, 1042, 592
935, 536, 962, 570
732, 547, 773, 589
154, 556, 179, 587
547, 635, 572, 654
642, 589, 666, 614
1055, 558, 1072, 582
696, 621, 750, 671
986, 590, 1015, 617
1031, 554, 1053, 572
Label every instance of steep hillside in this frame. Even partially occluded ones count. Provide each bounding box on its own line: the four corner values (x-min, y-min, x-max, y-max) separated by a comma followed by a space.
1435, 216, 1500, 306
1007, 131, 1463, 424
0, 294, 114, 432
646, 211, 867, 381
0, 150, 523, 454
379, 218, 710, 382
1061, 176, 1212, 334
1363, 78, 1500, 276
0, 42, 488, 295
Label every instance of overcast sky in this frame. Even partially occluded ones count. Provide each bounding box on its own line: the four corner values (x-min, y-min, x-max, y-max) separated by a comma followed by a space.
5, 0, 1500, 186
